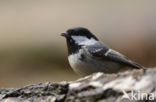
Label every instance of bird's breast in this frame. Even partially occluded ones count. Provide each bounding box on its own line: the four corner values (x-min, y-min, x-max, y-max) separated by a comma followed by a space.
68, 50, 91, 75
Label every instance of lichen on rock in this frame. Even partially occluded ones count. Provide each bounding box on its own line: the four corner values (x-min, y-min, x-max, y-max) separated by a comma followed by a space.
0, 68, 156, 102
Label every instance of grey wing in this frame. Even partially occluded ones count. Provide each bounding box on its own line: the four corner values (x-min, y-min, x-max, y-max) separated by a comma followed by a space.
83, 43, 144, 69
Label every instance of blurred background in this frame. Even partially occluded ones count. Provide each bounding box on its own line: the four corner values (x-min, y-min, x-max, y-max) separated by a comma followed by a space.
0, 0, 156, 88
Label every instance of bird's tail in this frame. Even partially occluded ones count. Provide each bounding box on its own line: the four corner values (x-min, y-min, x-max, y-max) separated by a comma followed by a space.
131, 62, 147, 73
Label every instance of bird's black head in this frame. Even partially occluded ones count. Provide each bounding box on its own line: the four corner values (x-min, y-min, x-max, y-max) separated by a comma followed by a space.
61, 27, 99, 55
61, 27, 98, 40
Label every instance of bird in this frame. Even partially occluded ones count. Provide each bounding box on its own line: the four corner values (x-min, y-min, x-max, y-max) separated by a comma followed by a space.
61, 27, 145, 76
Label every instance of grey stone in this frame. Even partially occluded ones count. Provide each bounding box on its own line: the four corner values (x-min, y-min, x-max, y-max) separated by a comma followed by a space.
0, 68, 156, 102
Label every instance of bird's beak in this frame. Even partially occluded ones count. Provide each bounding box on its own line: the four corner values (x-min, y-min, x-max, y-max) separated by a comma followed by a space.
61, 33, 68, 38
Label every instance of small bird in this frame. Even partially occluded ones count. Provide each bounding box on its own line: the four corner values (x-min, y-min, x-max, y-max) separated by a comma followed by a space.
61, 27, 145, 76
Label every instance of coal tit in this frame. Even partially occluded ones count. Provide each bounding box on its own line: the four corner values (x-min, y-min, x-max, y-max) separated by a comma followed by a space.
61, 27, 145, 76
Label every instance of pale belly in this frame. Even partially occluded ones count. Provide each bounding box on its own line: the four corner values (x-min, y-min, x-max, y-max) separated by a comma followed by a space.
68, 53, 124, 76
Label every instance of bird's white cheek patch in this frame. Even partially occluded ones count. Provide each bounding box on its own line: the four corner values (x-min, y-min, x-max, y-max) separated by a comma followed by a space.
71, 36, 87, 43
71, 36, 97, 45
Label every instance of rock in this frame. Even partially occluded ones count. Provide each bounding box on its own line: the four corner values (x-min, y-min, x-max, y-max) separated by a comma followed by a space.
0, 68, 156, 102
